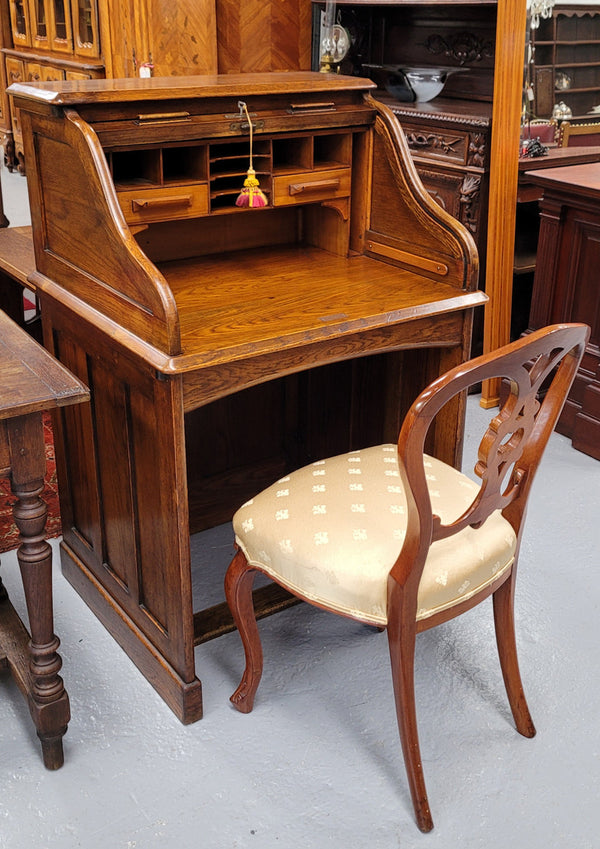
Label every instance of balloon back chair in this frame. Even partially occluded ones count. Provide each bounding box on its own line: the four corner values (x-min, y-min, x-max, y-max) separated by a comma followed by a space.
224, 323, 589, 832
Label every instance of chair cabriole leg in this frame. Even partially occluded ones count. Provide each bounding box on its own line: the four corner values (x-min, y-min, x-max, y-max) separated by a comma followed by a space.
493, 572, 536, 738
224, 550, 263, 714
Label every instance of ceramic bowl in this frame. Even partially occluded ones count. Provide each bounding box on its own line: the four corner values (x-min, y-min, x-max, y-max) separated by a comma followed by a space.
363, 64, 463, 103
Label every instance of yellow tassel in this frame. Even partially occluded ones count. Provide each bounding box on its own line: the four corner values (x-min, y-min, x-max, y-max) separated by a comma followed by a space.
236, 168, 268, 208
235, 101, 269, 209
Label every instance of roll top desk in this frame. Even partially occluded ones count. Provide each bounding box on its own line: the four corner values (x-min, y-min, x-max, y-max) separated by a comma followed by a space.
9, 73, 485, 721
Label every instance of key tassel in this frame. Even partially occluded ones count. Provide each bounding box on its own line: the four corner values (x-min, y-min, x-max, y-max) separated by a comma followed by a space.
235, 101, 268, 209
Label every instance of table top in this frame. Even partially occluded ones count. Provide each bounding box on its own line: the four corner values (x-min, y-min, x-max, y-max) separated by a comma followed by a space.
523, 160, 600, 199
0, 310, 89, 420
519, 145, 600, 174
0, 226, 34, 286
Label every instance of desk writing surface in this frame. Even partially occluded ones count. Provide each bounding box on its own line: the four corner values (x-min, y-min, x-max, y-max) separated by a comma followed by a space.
161, 245, 485, 370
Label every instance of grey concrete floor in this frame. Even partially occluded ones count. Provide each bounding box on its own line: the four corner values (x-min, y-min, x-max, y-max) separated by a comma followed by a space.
1, 164, 599, 848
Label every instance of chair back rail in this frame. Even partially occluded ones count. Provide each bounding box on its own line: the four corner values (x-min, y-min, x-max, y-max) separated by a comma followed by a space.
392, 323, 589, 590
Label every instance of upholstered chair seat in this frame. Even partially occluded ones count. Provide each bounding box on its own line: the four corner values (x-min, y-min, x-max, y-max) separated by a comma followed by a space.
234, 447, 516, 626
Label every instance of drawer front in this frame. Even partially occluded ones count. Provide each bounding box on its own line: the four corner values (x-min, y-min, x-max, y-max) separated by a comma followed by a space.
5, 57, 24, 85
272, 167, 351, 206
25, 62, 42, 83
401, 124, 471, 167
41, 65, 66, 82
65, 70, 94, 81
117, 183, 209, 225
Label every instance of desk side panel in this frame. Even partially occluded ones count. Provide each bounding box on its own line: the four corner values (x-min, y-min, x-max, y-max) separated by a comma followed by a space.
364, 97, 480, 293
44, 302, 197, 692
19, 106, 181, 355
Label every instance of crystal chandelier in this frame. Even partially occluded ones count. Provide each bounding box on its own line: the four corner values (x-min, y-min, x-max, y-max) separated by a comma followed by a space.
528, 0, 556, 30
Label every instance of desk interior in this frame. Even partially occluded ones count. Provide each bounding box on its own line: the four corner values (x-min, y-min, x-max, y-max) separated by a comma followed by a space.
159, 244, 472, 365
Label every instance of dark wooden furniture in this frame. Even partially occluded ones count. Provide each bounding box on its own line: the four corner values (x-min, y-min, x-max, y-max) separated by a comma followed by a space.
10, 72, 486, 723
0, 310, 88, 768
382, 97, 492, 356
559, 120, 600, 147
310, 0, 530, 405
225, 323, 588, 833
531, 4, 600, 121
320, 3, 496, 355
512, 145, 600, 340
525, 161, 600, 459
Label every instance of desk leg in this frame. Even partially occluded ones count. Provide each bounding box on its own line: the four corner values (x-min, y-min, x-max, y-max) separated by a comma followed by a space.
8, 413, 69, 769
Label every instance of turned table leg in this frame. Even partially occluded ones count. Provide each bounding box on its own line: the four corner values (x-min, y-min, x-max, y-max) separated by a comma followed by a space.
8, 413, 69, 769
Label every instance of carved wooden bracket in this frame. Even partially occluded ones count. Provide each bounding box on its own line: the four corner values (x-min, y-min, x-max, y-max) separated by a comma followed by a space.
459, 174, 481, 234
467, 132, 487, 169
424, 32, 495, 65
404, 130, 462, 156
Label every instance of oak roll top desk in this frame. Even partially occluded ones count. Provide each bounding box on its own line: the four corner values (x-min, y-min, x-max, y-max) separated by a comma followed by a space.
9, 72, 486, 722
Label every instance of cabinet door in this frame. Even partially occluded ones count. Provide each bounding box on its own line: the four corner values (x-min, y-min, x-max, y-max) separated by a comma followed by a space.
70, 0, 100, 58
65, 68, 92, 80
49, 0, 73, 52
145, 0, 217, 77
98, 0, 216, 78
8, 0, 31, 47
5, 57, 24, 144
27, 0, 50, 51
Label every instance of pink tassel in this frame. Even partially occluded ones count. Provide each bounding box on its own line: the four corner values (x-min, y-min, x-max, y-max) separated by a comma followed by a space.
235, 168, 268, 208
235, 101, 269, 209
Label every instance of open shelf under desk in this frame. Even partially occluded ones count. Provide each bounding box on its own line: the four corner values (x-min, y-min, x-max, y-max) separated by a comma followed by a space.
159, 244, 485, 376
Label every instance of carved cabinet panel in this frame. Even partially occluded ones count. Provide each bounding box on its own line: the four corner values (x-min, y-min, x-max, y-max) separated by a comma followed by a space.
388, 104, 492, 281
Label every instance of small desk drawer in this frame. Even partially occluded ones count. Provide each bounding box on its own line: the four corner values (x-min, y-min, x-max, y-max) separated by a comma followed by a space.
117, 183, 209, 224
272, 168, 350, 206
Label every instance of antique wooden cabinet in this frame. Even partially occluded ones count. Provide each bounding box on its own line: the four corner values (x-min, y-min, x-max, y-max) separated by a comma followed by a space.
0, 0, 311, 170
526, 161, 600, 460
10, 72, 484, 721
319, 2, 496, 355
531, 4, 600, 121
317, 0, 527, 402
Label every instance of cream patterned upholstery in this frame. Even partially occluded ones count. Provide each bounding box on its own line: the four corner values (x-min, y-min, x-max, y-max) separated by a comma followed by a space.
233, 444, 517, 626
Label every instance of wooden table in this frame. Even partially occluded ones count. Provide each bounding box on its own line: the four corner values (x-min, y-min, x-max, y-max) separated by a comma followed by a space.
0, 225, 37, 334
0, 311, 89, 767
8, 72, 486, 722
517, 145, 600, 203
525, 161, 600, 459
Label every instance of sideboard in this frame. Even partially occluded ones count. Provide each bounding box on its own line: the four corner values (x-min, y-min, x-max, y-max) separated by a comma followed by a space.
10, 72, 485, 721
526, 161, 600, 460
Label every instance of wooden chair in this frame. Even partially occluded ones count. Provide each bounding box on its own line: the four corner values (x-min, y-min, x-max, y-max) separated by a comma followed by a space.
521, 118, 559, 145
224, 323, 589, 832
559, 119, 600, 147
